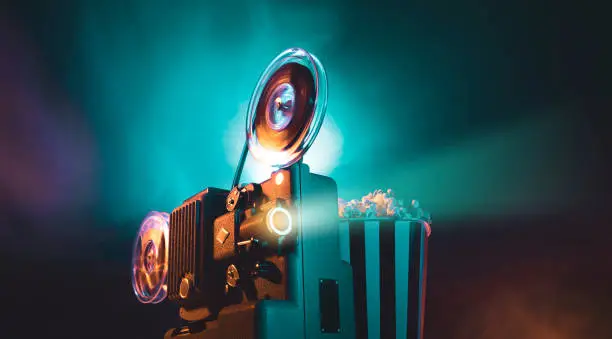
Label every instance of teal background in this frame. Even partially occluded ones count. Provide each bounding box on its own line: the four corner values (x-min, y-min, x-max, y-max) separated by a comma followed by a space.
1, 1, 609, 339
2, 1, 605, 232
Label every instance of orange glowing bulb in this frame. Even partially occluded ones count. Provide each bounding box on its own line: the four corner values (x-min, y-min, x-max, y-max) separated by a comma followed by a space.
275, 172, 284, 185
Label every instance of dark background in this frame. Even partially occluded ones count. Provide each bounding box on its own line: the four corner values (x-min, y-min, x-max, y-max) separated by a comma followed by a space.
1, 1, 610, 338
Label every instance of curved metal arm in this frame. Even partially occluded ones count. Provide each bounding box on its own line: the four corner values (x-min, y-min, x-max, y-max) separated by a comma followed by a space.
232, 140, 249, 189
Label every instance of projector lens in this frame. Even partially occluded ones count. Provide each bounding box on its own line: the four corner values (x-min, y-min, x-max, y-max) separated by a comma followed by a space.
266, 207, 292, 236
132, 211, 169, 304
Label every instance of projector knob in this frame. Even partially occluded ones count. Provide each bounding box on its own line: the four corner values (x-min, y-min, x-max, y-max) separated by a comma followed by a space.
179, 277, 193, 299
226, 264, 240, 288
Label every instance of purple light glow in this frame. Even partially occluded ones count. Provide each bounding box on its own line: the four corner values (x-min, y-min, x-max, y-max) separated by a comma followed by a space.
0, 17, 98, 226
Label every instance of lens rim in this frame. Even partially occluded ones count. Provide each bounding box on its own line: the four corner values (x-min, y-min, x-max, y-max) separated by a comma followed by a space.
266, 206, 293, 236
246, 47, 328, 168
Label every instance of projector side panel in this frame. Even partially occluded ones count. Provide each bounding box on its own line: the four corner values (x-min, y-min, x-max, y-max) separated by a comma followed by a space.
253, 163, 355, 339
299, 165, 356, 339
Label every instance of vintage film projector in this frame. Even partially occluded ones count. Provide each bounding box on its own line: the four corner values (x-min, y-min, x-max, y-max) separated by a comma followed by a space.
132, 48, 356, 339
131, 48, 431, 339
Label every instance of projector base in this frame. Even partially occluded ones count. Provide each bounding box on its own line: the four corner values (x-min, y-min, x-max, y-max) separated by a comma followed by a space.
165, 303, 256, 339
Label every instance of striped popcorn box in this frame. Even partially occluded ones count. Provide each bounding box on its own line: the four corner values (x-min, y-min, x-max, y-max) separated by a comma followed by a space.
338, 191, 431, 339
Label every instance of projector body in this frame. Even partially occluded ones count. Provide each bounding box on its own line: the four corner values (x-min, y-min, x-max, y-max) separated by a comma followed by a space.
164, 163, 355, 339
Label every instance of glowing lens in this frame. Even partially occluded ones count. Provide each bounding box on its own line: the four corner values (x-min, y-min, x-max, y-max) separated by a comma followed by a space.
266, 207, 292, 236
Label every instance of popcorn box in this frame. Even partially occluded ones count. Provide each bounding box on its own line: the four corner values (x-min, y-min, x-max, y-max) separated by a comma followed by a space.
338, 191, 431, 339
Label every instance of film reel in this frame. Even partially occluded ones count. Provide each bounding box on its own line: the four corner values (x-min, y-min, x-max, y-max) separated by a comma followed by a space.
132, 211, 170, 304
246, 48, 328, 168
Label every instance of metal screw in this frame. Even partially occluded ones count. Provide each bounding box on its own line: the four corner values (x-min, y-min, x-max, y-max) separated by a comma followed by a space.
226, 264, 240, 288
179, 277, 192, 299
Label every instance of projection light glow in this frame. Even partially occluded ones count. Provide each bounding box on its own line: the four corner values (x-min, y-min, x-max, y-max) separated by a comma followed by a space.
224, 105, 343, 183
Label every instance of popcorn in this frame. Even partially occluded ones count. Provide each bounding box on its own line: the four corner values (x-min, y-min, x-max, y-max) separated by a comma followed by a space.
338, 189, 432, 225
365, 203, 377, 218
